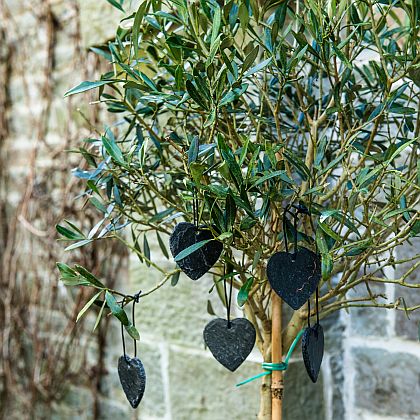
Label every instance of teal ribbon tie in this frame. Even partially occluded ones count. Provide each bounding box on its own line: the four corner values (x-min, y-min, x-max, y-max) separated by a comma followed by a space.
236, 329, 305, 387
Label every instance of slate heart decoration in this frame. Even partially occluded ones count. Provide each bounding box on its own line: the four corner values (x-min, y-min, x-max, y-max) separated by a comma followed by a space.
203, 318, 256, 372
118, 355, 146, 409
169, 222, 223, 280
266, 247, 321, 310
302, 323, 324, 383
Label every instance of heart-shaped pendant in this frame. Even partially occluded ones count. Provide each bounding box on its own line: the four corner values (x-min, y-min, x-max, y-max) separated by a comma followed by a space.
266, 247, 321, 310
203, 318, 256, 372
302, 323, 324, 383
169, 222, 223, 280
118, 355, 146, 409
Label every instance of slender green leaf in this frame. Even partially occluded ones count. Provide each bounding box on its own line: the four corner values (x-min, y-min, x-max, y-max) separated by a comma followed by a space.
383, 208, 415, 220
125, 324, 140, 340
76, 291, 102, 322
56, 224, 84, 240
105, 291, 129, 325
186, 80, 209, 110
106, 0, 124, 11
252, 170, 293, 187
65, 239, 94, 251
143, 234, 151, 266
171, 271, 181, 286
174, 239, 213, 261
56, 262, 77, 278
74, 265, 105, 288
156, 232, 170, 259
207, 299, 216, 315
64, 80, 116, 97
321, 253, 333, 280
243, 57, 272, 78
133, 2, 149, 57
188, 136, 199, 164
242, 46, 259, 73
93, 299, 107, 331
102, 136, 125, 165
237, 277, 254, 307
211, 6, 222, 46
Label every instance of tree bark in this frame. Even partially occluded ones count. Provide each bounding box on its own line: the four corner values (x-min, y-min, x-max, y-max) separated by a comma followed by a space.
258, 315, 272, 420
271, 293, 283, 420
258, 374, 272, 420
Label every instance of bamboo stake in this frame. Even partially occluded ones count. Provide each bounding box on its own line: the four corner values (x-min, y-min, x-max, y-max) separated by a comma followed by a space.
271, 292, 283, 420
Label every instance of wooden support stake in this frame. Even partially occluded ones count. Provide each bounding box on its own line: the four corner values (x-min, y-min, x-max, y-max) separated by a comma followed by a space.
271, 292, 283, 420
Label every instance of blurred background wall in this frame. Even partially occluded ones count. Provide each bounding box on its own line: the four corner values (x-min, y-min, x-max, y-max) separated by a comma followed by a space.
0, 1, 419, 419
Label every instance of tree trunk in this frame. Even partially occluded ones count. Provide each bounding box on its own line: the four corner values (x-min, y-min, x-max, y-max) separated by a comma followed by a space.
271, 293, 283, 420
258, 375, 272, 420
258, 293, 284, 420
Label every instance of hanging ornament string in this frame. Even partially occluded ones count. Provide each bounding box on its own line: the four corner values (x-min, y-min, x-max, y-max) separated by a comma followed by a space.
282, 207, 289, 254
316, 286, 320, 325
193, 187, 198, 227
292, 210, 298, 259
121, 323, 128, 362
132, 291, 142, 357
190, 178, 199, 228
222, 263, 233, 328
290, 204, 318, 327
282, 206, 299, 258
120, 291, 142, 361
307, 299, 311, 328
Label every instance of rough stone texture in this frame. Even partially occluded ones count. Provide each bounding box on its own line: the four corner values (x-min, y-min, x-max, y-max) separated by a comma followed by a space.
352, 348, 420, 418
322, 309, 346, 420
53, 386, 95, 419
395, 238, 420, 340
348, 281, 389, 337
302, 323, 324, 383
267, 248, 321, 310
130, 257, 221, 348
169, 222, 223, 280
78, 0, 123, 47
118, 355, 146, 408
283, 361, 325, 420
168, 346, 261, 419
203, 317, 256, 372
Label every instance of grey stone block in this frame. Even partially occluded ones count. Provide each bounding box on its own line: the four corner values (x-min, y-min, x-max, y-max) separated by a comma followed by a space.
395, 238, 420, 341
79, 0, 122, 47
348, 282, 389, 337
329, 353, 345, 420
394, 284, 420, 341
52, 385, 95, 419
322, 310, 346, 420
130, 260, 225, 348
283, 361, 325, 420
353, 347, 420, 417
97, 399, 129, 419
168, 347, 261, 419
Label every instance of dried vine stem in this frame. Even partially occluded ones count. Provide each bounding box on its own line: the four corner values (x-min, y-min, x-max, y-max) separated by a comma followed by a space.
0, 1, 126, 418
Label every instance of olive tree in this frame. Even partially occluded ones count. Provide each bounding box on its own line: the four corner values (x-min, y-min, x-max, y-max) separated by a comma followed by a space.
57, 0, 419, 418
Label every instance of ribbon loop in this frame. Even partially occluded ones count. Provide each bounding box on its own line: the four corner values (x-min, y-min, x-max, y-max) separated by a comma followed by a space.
236, 329, 305, 387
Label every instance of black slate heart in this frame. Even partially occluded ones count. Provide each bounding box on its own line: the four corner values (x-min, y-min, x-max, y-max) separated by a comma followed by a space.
203, 318, 256, 372
118, 355, 146, 409
302, 323, 324, 383
266, 247, 321, 310
169, 222, 223, 280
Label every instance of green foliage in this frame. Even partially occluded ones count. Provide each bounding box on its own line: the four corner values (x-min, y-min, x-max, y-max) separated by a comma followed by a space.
59, 0, 419, 342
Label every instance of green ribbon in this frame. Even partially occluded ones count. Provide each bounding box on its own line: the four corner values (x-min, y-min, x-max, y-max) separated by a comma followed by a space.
236, 329, 305, 387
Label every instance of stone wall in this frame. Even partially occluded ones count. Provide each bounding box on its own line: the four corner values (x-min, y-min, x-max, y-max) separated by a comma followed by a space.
0, 1, 419, 419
